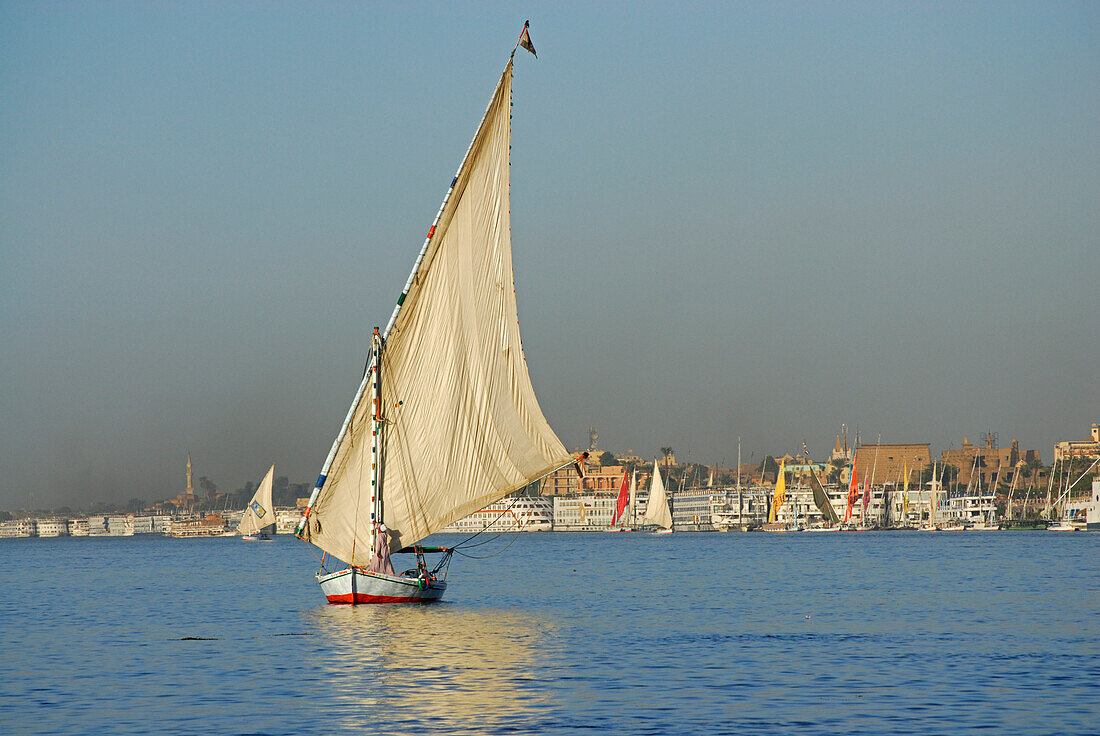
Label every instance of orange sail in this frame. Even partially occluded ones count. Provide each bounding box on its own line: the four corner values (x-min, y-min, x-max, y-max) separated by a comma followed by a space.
846, 456, 859, 521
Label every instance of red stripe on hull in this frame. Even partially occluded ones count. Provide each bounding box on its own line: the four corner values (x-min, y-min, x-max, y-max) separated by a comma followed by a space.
325, 593, 442, 604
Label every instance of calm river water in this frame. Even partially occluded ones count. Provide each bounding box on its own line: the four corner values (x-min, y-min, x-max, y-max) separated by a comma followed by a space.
1, 531, 1097, 735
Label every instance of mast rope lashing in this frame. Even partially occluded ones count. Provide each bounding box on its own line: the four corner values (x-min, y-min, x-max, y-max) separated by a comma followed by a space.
430, 550, 453, 577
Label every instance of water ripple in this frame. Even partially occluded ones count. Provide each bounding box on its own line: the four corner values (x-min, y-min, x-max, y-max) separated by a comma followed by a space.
0, 532, 1097, 735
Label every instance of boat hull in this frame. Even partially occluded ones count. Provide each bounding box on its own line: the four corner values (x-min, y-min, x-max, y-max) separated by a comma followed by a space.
318, 567, 446, 604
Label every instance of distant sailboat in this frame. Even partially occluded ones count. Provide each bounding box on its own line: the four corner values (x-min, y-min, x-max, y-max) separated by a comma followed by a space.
804, 442, 840, 528
607, 469, 633, 532
1048, 457, 1100, 531
941, 461, 969, 531
902, 460, 910, 526
644, 459, 674, 533
845, 455, 858, 524
237, 465, 275, 541
974, 460, 1002, 530
855, 437, 880, 530
294, 25, 577, 603
860, 472, 871, 529
765, 460, 791, 531
920, 461, 939, 531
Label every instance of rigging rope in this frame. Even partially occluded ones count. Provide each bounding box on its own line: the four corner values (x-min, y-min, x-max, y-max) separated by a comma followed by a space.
453, 530, 524, 559
451, 492, 526, 549
449, 455, 582, 549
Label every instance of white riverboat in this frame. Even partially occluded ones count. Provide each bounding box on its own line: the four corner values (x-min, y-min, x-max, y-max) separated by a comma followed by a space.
167, 514, 229, 538
0, 519, 36, 538
35, 519, 67, 537
441, 495, 553, 534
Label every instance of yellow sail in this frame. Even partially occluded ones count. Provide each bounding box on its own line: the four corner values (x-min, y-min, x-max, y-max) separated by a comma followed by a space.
769, 460, 787, 523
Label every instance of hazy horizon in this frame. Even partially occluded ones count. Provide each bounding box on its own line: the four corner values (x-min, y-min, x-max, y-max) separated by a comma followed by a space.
2, 3, 1097, 508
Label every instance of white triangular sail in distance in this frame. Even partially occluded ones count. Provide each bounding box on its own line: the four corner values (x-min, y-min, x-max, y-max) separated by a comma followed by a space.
301, 60, 572, 564
643, 459, 673, 529
237, 465, 275, 536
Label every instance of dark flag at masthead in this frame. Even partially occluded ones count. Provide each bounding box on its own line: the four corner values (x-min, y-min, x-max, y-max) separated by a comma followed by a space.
518, 21, 537, 57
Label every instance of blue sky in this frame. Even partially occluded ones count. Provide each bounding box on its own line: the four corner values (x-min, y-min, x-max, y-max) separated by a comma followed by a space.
1, 2, 1097, 507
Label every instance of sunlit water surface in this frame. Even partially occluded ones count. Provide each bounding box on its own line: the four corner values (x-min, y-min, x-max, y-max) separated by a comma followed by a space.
1, 532, 1097, 735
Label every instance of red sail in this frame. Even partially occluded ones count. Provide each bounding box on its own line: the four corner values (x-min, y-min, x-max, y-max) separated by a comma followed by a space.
611, 470, 630, 526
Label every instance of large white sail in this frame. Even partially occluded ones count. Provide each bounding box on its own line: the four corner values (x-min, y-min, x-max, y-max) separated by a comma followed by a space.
302, 61, 571, 563
237, 465, 275, 536
643, 460, 673, 529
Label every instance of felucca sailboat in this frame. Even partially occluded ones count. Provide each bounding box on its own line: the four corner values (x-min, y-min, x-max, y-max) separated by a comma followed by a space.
607, 469, 634, 532
644, 460, 674, 533
295, 25, 577, 603
237, 464, 275, 541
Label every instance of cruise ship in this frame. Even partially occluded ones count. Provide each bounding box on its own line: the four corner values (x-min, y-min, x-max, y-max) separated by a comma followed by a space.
710, 487, 770, 531
35, 519, 68, 537
167, 514, 229, 538
0, 519, 36, 538
440, 495, 553, 533
275, 507, 303, 534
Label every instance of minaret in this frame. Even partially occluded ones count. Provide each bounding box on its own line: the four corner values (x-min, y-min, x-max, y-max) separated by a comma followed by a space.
186, 453, 195, 506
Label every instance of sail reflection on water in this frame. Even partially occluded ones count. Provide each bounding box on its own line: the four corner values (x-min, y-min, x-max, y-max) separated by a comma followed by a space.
308, 605, 562, 732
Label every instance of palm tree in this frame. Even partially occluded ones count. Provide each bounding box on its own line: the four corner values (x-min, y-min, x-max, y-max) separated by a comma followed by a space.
660, 447, 673, 470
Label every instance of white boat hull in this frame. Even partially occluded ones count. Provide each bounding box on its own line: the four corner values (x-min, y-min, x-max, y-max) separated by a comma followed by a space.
1047, 523, 1078, 532
318, 567, 446, 604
